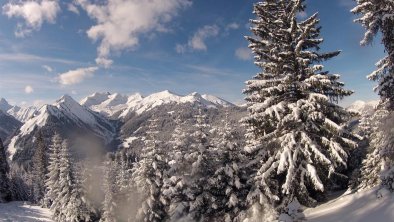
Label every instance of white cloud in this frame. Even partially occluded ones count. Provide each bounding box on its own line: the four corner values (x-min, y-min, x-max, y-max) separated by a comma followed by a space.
0, 53, 77, 64
67, 3, 79, 14
2, 0, 60, 37
58, 66, 98, 85
226, 22, 239, 30
42, 65, 53, 72
25, 85, 34, 94
176, 25, 220, 53
235, 47, 252, 61
76, 0, 191, 67
95, 57, 113, 69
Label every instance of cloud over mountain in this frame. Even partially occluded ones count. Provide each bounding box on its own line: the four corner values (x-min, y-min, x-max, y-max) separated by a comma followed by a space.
2, 0, 60, 37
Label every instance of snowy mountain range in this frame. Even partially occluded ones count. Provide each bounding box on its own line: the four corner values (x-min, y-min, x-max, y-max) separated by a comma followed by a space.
81, 90, 234, 118
1, 93, 379, 164
346, 100, 379, 117
0, 98, 38, 123
3, 91, 236, 164
8, 95, 117, 163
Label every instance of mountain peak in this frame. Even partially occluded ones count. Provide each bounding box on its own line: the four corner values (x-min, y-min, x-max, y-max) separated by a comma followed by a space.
81, 92, 112, 107
155, 90, 178, 96
347, 100, 379, 116
190, 92, 201, 97
0, 98, 12, 112
57, 94, 77, 105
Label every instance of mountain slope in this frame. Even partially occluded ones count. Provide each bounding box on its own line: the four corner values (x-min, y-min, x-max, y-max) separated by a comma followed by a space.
347, 100, 379, 117
7, 106, 38, 123
0, 110, 22, 142
9, 95, 117, 163
304, 188, 394, 222
0, 98, 12, 112
81, 90, 235, 119
82, 92, 131, 117
0, 98, 38, 122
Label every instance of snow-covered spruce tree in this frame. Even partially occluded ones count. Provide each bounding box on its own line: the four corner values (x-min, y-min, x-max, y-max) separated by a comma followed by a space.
9, 165, 31, 201
162, 115, 193, 221
352, 0, 394, 109
0, 138, 11, 202
243, 0, 355, 209
50, 139, 92, 222
352, 0, 394, 193
100, 158, 118, 222
45, 134, 62, 214
209, 112, 248, 222
32, 131, 48, 205
183, 108, 216, 221
132, 117, 168, 222
356, 109, 394, 191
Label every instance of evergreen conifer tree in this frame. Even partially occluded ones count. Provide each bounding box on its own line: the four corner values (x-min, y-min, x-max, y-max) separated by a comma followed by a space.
243, 0, 355, 210
133, 117, 168, 222
46, 136, 92, 222
54, 140, 92, 222
210, 112, 248, 222
101, 158, 118, 222
0, 138, 11, 202
162, 115, 193, 221
352, 0, 394, 193
352, 0, 394, 109
45, 134, 62, 209
32, 131, 48, 205
183, 108, 215, 221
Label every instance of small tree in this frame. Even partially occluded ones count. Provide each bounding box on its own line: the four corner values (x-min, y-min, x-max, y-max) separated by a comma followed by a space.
45, 134, 62, 209
101, 158, 118, 222
0, 138, 11, 202
32, 131, 48, 205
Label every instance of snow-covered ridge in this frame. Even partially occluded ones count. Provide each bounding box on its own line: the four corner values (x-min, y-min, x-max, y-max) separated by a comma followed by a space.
81, 90, 234, 118
10, 95, 116, 159
0, 98, 38, 122
0, 98, 12, 112
347, 100, 379, 116
20, 95, 114, 138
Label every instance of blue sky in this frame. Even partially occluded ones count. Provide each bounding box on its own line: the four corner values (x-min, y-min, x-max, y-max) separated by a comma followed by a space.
0, 0, 385, 107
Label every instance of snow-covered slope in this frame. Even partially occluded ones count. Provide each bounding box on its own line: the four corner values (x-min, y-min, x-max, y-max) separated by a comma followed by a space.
0, 98, 38, 122
7, 106, 38, 122
0, 98, 12, 112
82, 92, 132, 117
0, 110, 22, 142
81, 90, 235, 118
201, 94, 234, 107
347, 100, 379, 116
80, 92, 112, 107
9, 95, 116, 160
304, 188, 394, 222
0, 201, 53, 222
